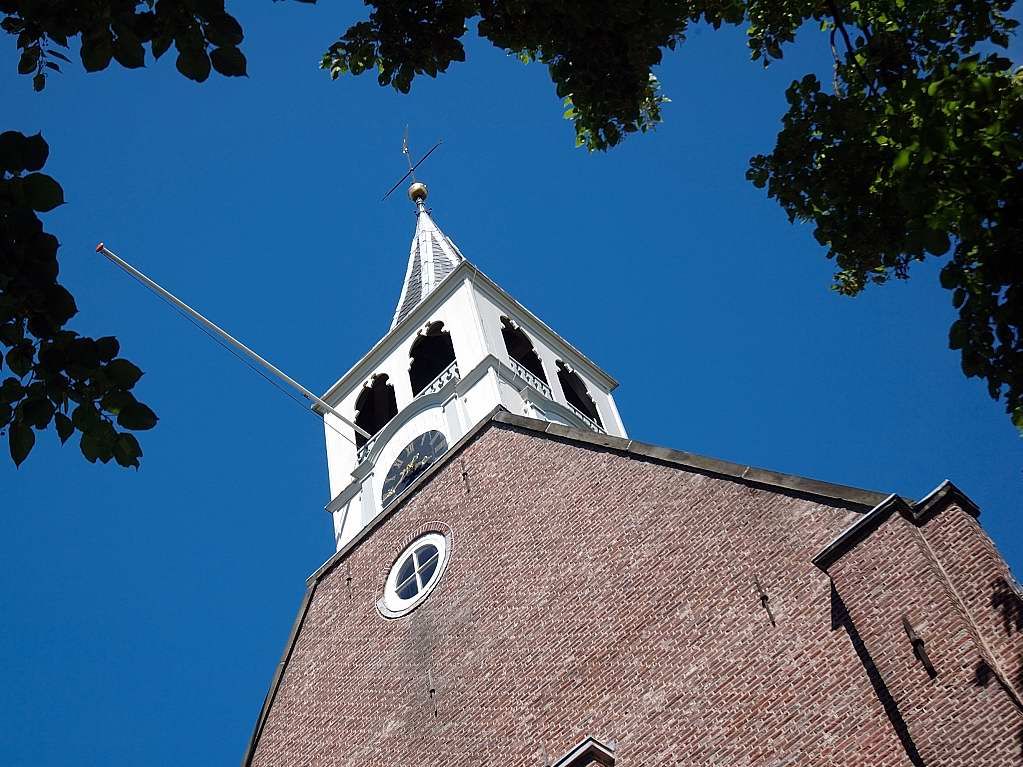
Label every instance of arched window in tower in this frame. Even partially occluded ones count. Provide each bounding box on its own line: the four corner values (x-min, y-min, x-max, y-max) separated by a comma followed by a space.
556, 361, 603, 429
354, 374, 398, 448
501, 316, 548, 385
409, 322, 457, 396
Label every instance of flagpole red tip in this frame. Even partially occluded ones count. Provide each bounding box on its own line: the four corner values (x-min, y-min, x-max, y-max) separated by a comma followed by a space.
95, 242, 104, 252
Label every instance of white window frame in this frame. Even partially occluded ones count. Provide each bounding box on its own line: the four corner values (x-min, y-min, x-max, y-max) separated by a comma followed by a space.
377, 532, 451, 619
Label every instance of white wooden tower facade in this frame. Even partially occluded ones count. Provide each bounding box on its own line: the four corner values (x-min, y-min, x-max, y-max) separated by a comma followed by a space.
319, 182, 626, 550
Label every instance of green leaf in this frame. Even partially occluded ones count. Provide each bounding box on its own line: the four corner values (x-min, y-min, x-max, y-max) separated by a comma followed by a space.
0, 131, 27, 172
892, 148, 913, 171
100, 389, 134, 413
71, 403, 102, 432
21, 133, 49, 171
939, 264, 959, 289
113, 35, 146, 69
205, 14, 244, 47
22, 173, 64, 212
95, 337, 120, 361
210, 46, 246, 77
152, 34, 173, 60
0, 403, 12, 428
80, 421, 116, 463
44, 285, 77, 325
18, 46, 39, 75
66, 338, 99, 368
21, 396, 53, 429
117, 401, 158, 430
55, 412, 74, 444
176, 49, 211, 82
9, 421, 35, 466
5, 344, 33, 377
113, 432, 142, 468
0, 377, 24, 403
949, 319, 968, 350
79, 430, 100, 463
105, 358, 143, 388
0, 131, 46, 173
923, 229, 950, 256
81, 30, 113, 72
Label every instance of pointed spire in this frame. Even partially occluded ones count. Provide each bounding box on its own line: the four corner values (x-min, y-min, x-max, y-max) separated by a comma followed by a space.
390, 182, 464, 329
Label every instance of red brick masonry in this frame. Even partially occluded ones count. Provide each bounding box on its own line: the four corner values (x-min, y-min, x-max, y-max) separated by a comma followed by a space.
246, 418, 1023, 767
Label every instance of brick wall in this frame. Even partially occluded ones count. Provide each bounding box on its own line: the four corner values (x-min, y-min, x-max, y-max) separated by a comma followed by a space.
920, 502, 1023, 709
826, 503, 1023, 766
248, 423, 1022, 766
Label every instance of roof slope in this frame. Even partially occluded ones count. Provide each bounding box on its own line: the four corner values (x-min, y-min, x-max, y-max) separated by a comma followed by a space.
391, 202, 464, 328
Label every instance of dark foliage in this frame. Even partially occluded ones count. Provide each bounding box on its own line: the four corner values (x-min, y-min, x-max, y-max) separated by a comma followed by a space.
3, 1, 1021, 437
1, 0, 250, 91
0, 131, 155, 467
746, 1, 1023, 429
0, 0, 255, 467
319, 0, 1023, 430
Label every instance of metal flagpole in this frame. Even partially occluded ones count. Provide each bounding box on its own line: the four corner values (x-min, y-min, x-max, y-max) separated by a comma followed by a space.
94, 242, 371, 441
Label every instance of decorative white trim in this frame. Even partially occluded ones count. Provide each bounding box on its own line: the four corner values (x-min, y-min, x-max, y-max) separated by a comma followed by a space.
509, 358, 552, 398
353, 384, 458, 470
356, 433, 379, 464
377, 532, 451, 619
566, 402, 606, 435
329, 354, 617, 516
416, 360, 460, 398
320, 261, 618, 407
552, 736, 615, 767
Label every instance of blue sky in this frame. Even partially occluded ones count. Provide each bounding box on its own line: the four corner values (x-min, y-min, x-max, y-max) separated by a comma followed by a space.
2, 5, 1021, 766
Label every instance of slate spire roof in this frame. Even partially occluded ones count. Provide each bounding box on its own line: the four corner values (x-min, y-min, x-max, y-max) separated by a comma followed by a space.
391, 186, 464, 329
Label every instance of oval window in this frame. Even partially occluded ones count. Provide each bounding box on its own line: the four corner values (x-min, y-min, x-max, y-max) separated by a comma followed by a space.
378, 532, 450, 618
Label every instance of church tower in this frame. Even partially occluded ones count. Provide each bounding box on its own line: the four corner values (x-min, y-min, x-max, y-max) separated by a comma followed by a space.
318, 181, 626, 550
243, 178, 1023, 767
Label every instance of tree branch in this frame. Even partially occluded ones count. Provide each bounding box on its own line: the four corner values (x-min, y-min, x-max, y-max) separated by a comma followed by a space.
826, 0, 879, 97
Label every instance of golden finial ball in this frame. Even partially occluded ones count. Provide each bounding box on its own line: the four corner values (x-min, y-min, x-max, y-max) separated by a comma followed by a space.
408, 182, 428, 203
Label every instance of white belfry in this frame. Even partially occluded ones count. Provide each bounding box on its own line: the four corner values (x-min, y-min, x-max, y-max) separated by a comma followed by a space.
320, 181, 626, 549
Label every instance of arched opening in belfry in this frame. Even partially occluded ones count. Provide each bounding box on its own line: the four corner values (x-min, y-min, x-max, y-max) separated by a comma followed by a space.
409, 322, 457, 396
354, 374, 398, 447
501, 316, 547, 383
557, 361, 603, 427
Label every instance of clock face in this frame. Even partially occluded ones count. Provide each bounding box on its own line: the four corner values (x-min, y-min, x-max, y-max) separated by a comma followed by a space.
380, 430, 449, 506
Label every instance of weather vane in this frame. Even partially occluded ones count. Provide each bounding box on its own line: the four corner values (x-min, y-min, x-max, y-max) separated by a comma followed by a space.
382, 127, 442, 202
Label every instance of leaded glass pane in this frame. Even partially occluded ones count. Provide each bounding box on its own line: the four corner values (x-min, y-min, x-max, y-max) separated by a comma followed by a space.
418, 556, 438, 587
395, 555, 415, 586
414, 544, 438, 568
397, 577, 419, 600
